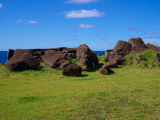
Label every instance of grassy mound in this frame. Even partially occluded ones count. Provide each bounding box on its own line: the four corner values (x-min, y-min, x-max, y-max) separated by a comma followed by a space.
125, 49, 160, 68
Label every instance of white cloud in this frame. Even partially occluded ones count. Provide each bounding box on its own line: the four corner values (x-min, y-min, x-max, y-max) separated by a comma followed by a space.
145, 31, 160, 34
0, 3, 2, 8
76, 24, 96, 28
28, 20, 39, 23
63, 9, 105, 18
64, 0, 100, 4
16, 19, 22, 23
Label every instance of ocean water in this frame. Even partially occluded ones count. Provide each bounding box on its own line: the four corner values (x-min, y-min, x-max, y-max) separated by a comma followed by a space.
0, 51, 105, 64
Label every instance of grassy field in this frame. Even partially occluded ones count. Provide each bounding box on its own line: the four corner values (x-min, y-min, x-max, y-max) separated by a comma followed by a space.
0, 50, 160, 119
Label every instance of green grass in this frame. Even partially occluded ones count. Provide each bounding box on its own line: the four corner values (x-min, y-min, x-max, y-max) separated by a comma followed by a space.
0, 51, 160, 119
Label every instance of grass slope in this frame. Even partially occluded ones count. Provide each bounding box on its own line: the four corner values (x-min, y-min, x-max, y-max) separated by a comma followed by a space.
0, 49, 160, 119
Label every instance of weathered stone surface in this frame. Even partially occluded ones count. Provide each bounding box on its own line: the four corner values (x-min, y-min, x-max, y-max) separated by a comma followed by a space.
57, 47, 67, 51
146, 43, 160, 51
99, 67, 114, 75
113, 40, 132, 56
5, 58, 28, 71
128, 37, 148, 53
42, 50, 66, 68
7, 49, 14, 60
5, 52, 40, 71
10, 49, 34, 60
76, 44, 99, 71
105, 49, 113, 55
63, 48, 77, 53
104, 51, 115, 62
20, 53, 40, 68
68, 53, 76, 58
104, 53, 109, 62
102, 60, 118, 69
62, 63, 82, 76
5, 49, 39, 71
58, 59, 71, 69
114, 55, 126, 65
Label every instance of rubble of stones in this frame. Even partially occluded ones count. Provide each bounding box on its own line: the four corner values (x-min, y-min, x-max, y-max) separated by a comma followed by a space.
4, 37, 160, 76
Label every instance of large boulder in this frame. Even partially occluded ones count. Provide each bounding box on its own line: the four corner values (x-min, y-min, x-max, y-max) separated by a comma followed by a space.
5, 59, 28, 71
128, 38, 148, 53
42, 50, 71, 69
104, 40, 132, 65
21, 53, 40, 68
76, 44, 99, 71
5, 51, 40, 71
146, 43, 160, 51
113, 40, 132, 56
5, 49, 39, 71
103, 60, 118, 68
99, 66, 115, 75
62, 63, 82, 76
7, 49, 14, 60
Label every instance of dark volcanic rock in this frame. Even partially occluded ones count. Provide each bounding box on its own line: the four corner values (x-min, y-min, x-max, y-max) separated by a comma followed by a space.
5, 58, 28, 71
114, 55, 126, 65
113, 40, 132, 56
7, 49, 14, 60
102, 60, 118, 69
5, 49, 39, 71
68, 53, 76, 58
10, 49, 34, 60
105, 49, 113, 55
146, 43, 160, 51
99, 67, 114, 75
128, 37, 148, 53
104, 51, 115, 62
62, 63, 82, 76
58, 59, 71, 69
42, 50, 69, 69
63, 48, 77, 53
21, 53, 40, 68
57, 47, 67, 51
76, 44, 99, 71
40, 51, 45, 56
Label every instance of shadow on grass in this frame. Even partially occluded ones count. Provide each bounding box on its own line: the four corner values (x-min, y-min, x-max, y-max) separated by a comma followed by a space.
18, 96, 57, 103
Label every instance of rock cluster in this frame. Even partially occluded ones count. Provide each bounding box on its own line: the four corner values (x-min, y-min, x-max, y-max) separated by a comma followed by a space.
4, 37, 160, 76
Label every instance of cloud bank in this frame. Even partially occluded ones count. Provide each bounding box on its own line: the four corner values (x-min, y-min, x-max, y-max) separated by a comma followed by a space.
27, 20, 39, 23
63, 9, 105, 18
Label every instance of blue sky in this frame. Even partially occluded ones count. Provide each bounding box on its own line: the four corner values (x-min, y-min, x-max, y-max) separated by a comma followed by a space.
0, 0, 160, 51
